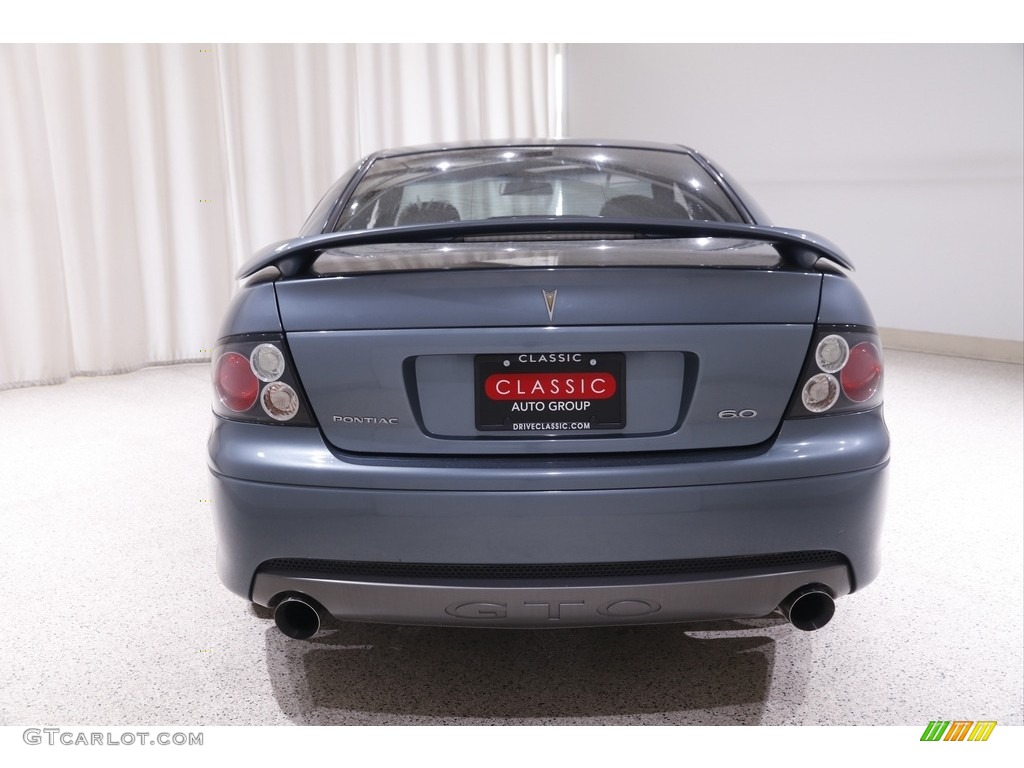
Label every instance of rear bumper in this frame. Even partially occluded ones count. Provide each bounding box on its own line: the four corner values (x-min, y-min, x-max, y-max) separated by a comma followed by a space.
208, 407, 889, 492
209, 409, 888, 625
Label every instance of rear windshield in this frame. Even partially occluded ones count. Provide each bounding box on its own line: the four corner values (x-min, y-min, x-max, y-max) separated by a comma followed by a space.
333, 146, 746, 231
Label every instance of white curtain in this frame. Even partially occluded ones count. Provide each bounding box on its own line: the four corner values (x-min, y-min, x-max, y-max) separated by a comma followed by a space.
0, 43, 561, 390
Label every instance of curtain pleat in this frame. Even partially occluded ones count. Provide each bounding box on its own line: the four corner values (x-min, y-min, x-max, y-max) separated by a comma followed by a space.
0, 46, 71, 387
0, 43, 560, 389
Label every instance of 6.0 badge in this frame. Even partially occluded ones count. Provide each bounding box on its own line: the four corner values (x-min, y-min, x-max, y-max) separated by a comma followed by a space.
718, 409, 758, 419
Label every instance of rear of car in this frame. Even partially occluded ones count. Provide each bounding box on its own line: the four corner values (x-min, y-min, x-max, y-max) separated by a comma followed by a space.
208, 141, 889, 638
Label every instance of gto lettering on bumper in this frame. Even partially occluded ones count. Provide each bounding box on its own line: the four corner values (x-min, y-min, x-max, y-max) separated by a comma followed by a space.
445, 598, 662, 620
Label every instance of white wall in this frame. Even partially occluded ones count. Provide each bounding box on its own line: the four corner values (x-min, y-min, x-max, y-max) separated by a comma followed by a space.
567, 44, 1023, 343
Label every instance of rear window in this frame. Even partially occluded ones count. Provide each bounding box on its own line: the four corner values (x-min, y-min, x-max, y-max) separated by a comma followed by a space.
333, 146, 746, 231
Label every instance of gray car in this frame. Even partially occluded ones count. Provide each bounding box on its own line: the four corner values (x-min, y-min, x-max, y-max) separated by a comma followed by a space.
208, 139, 889, 639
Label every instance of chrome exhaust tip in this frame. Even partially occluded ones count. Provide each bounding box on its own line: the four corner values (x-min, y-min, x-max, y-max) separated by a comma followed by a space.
779, 585, 836, 631
273, 596, 322, 640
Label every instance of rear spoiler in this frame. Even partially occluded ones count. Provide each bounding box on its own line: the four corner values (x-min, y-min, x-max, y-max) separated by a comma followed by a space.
237, 218, 853, 278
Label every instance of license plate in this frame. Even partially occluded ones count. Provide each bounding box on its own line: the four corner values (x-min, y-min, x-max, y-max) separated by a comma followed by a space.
475, 353, 626, 432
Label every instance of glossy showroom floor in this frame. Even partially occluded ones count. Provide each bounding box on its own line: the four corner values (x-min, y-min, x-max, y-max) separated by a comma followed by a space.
1, 350, 1021, 726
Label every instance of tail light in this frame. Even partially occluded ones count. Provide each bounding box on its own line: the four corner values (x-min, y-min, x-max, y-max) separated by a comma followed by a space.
841, 342, 883, 403
215, 352, 260, 412
787, 326, 884, 418
212, 335, 314, 426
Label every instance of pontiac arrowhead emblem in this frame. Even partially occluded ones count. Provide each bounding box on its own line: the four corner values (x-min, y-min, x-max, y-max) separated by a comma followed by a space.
542, 289, 558, 322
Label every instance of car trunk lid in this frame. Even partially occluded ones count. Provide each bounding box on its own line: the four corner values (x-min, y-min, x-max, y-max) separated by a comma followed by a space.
275, 240, 822, 455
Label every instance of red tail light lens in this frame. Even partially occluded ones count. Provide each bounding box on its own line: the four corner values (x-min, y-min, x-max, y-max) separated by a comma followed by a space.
841, 342, 882, 403
215, 352, 259, 412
